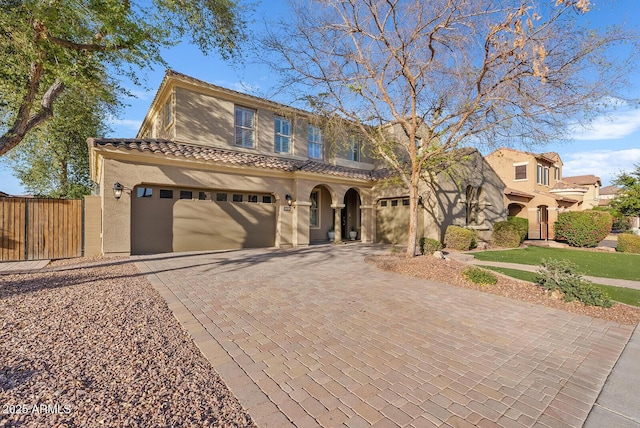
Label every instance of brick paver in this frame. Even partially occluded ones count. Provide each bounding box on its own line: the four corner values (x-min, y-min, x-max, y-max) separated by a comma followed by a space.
135, 245, 634, 427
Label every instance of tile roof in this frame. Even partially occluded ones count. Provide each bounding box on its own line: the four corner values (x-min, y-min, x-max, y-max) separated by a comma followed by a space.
504, 187, 535, 199
90, 138, 387, 181
600, 185, 619, 196
562, 175, 601, 185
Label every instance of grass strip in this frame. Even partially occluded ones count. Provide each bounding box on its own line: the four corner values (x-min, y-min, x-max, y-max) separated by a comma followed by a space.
481, 265, 640, 307
472, 246, 640, 281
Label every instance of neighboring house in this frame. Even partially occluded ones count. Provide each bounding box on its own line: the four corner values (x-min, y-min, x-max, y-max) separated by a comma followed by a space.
0, 191, 9, 198
87, 70, 504, 256
599, 185, 619, 206
553, 174, 601, 210
485, 148, 576, 239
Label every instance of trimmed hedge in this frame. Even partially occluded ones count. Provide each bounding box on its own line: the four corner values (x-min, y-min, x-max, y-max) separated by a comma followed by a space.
617, 233, 640, 254
492, 221, 521, 248
444, 225, 477, 251
420, 237, 443, 255
507, 216, 528, 242
554, 211, 613, 248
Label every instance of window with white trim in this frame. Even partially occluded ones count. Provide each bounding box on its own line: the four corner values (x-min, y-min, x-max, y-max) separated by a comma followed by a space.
308, 125, 322, 159
235, 106, 255, 148
310, 190, 319, 227
274, 116, 291, 153
514, 164, 527, 180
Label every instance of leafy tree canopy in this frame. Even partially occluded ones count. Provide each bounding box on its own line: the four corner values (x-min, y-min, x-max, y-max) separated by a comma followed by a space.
0, 0, 248, 155
611, 164, 640, 219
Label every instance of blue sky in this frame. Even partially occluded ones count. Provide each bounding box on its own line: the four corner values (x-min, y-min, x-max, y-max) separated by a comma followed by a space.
2, 0, 639, 195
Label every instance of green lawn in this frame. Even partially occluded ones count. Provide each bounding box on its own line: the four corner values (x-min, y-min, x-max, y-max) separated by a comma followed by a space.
482, 266, 640, 307
472, 246, 640, 281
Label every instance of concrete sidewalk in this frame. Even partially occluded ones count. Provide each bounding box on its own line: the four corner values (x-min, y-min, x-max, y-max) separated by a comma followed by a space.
0, 259, 50, 274
584, 324, 640, 427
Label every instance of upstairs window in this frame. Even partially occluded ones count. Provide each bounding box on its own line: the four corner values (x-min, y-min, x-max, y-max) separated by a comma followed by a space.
536, 164, 549, 186
514, 164, 527, 180
163, 98, 173, 128
274, 116, 291, 153
350, 137, 361, 162
308, 125, 322, 159
235, 106, 255, 148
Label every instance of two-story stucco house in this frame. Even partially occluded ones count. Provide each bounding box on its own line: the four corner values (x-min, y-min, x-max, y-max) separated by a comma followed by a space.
485, 148, 606, 240
485, 148, 573, 239
87, 70, 505, 256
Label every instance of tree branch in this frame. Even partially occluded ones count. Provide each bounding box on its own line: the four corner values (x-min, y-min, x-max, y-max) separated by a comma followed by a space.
0, 79, 66, 156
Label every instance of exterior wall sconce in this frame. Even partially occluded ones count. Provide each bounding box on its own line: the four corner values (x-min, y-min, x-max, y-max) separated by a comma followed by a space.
285, 194, 293, 206
113, 182, 125, 200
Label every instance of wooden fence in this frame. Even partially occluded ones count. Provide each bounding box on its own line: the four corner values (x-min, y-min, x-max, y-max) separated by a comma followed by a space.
0, 198, 83, 261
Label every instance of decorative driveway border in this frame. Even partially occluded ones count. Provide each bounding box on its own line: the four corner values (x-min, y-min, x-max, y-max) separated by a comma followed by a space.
135, 245, 634, 427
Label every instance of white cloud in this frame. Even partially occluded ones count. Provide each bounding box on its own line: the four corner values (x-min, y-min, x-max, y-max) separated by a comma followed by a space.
562, 149, 640, 185
105, 117, 143, 137
569, 107, 640, 141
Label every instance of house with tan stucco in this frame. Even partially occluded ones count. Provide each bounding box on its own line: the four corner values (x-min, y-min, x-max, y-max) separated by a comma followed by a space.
485, 148, 604, 240
86, 70, 505, 256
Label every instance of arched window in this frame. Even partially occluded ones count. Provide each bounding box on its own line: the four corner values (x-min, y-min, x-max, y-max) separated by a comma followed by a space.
466, 185, 482, 226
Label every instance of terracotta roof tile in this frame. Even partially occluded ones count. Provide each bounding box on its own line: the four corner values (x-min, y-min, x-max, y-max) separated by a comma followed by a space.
90, 138, 385, 181
562, 174, 601, 185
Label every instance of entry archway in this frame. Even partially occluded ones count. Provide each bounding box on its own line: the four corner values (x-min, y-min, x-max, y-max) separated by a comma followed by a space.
342, 188, 361, 240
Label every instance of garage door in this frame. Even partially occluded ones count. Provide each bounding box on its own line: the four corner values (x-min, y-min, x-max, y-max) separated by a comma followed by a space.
131, 186, 276, 254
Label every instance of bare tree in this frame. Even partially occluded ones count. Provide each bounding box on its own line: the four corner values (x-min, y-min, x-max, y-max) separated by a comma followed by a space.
263, 0, 637, 256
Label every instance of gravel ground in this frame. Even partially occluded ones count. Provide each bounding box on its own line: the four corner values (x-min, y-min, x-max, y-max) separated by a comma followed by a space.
367, 254, 640, 326
0, 258, 255, 428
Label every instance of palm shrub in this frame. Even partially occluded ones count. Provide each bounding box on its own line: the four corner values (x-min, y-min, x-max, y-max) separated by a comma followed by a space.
554, 211, 613, 247
507, 216, 528, 242
535, 258, 612, 307
617, 233, 640, 254
444, 225, 477, 251
492, 221, 521, 248
420, 237, 443, 255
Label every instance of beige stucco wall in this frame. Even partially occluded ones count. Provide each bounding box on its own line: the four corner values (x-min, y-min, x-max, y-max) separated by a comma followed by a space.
83, 195, 102, 257
373, 150, 506, 245
95, 150, 376, 255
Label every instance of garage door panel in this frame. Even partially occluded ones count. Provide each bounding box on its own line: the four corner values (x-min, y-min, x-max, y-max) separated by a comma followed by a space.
132, 188, 276, 254
172, 201, 276, 252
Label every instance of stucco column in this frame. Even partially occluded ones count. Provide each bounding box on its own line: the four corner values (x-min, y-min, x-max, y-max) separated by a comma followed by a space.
102, 168, 133, 256
360, 205, 373, 243
293, 201, 311, 247
332, 203, 345, 244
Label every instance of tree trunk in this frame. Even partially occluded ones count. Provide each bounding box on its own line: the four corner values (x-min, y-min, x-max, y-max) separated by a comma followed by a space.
406, 172, 420, 257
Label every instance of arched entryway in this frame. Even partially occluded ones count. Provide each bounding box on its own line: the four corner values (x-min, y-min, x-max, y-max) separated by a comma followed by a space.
508, 203, 525, 217
342, 188, 361, 240
308, 185, 335, 243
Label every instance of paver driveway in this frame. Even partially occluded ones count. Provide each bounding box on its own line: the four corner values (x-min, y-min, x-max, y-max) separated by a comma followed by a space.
135, 245, 634, 427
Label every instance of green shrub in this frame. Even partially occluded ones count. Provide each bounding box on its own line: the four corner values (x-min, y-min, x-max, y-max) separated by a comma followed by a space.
507, 216, 529, 242
617, 233, 640, 254
462, 267, 498, 285
444, 225, 477, 251
492, 221, 522, 248
420, 237, 443, 255
554, 211, 613, 247
535, 258, 612, 307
